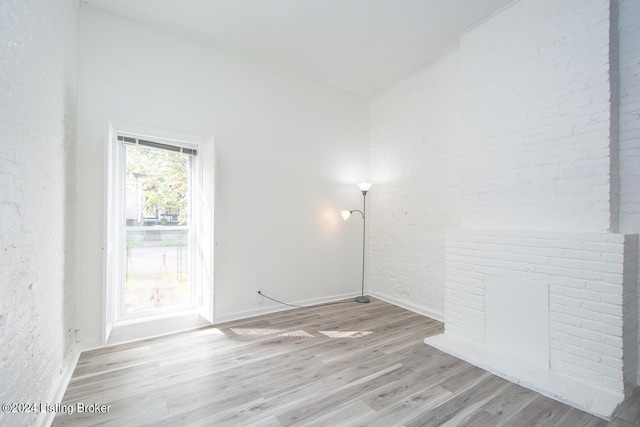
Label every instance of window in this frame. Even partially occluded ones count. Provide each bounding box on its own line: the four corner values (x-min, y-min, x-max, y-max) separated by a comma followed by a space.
104, 124, 215, 342
122, 138, 194, 316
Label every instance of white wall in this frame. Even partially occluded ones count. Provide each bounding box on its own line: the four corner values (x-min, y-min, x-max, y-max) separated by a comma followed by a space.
0, 0, 79, 425
369, 0, 639, 393
368, 52, 460, 320
458, 0, 613, 232
369, 0, 623, 323
76, 6, 369, 348
617, 0, 640, 386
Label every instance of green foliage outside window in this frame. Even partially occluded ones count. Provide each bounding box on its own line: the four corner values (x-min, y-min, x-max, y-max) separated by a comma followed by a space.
126, 145, 189, 225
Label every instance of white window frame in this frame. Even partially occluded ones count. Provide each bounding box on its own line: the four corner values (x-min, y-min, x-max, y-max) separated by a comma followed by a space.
103, 122, 215, 343
116, 134, 198, 323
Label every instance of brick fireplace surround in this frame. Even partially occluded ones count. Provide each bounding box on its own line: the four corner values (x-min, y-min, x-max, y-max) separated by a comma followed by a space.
425, 229, 638, 420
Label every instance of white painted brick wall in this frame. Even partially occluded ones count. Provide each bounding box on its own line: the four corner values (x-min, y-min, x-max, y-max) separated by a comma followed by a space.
445, 229, 636, 394
368, 0, 622, 323
622, 235, 638, 391
458, 0, 613, 232
368, 52, 460, 320
0, 0, 78, 425
616, 0, 640, 386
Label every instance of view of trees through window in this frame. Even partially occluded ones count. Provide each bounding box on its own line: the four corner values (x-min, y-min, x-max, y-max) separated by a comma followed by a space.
123, 144, 192, 314
125, 146, 189, 226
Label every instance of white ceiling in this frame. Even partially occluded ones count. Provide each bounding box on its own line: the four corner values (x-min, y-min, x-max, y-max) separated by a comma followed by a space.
83, 0, 515, 96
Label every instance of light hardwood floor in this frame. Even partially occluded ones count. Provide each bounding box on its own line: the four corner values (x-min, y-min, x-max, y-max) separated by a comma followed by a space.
54, 298, 640, 426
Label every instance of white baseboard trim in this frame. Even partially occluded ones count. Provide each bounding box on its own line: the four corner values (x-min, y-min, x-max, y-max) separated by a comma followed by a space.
86, 292, 359, 350
369, 291, 444, 322
424, 333, 624, 421
40, 343, 81, 427
213, 292, 357, 324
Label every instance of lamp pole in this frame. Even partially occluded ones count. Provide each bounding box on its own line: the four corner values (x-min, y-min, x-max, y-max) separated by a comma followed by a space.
341, 183, 372, 303
354, 183, 371, 303
355, 189, 369, 303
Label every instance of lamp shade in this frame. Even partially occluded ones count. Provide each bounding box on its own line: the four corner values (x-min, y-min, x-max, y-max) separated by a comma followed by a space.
341, 210, 352, 221
357, 182, 372, 192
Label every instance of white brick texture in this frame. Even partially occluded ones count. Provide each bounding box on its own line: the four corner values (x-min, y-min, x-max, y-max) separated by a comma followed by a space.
445, 229, 636, 394
617, 0, 640, 386
369, 0, 625, 314
0, 0, 79, 425
368, 0, 640, 413
458, 0, 613, 232
369, 52, 460, 320
622, 236, 638, 391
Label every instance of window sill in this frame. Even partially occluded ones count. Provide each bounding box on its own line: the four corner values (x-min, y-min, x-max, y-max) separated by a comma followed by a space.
108, 311, 211, 346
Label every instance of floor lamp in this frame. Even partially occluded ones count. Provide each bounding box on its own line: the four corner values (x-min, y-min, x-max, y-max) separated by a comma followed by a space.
341, 182, 372, 303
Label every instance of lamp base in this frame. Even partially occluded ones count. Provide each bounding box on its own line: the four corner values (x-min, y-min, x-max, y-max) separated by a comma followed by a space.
354, 295, 370, 303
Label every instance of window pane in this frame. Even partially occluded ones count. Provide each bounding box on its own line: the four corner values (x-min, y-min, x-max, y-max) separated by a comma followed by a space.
124, 229, 189, 313
125, 145, 190, 226
122, 143, 192, 315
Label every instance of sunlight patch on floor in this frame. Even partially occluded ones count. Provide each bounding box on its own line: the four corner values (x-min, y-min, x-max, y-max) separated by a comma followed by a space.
229, 328, 375, 339
318, 330, 373, 339
231, 328, 285, 336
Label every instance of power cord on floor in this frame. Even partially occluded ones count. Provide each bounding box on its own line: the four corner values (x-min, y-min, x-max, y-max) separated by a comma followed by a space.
257, 290, 305, 308
257, 290, 358, 309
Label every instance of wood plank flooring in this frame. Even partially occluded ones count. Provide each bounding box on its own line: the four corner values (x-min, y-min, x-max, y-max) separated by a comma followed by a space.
54, 298, 640, 426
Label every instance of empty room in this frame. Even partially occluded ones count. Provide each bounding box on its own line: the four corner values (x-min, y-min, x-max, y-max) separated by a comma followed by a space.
1, 0, 640, 425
